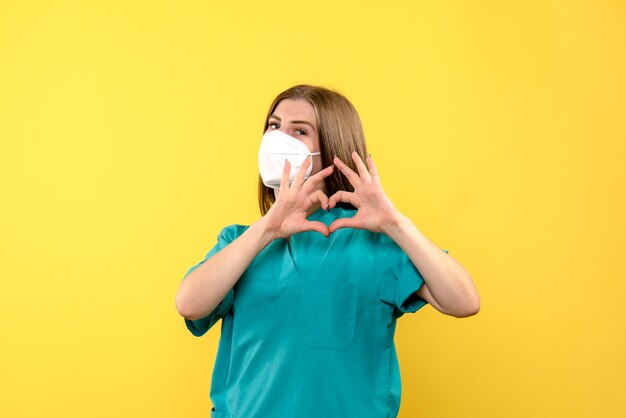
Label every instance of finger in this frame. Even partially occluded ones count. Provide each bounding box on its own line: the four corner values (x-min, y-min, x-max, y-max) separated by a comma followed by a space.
366, 154, 381, 186
308, 189, 330, 211
328, 190, 359, 209
291, 155, 312, 189
351, 151, 372, 183
301, 165, 334, 193
302, 220, 331, 238
279, 159, 291, 194
328, 217, 361, 234
333, 155, 361, 188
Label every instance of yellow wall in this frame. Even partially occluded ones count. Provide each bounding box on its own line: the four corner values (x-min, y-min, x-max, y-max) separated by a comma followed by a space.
1, 1, 624, 417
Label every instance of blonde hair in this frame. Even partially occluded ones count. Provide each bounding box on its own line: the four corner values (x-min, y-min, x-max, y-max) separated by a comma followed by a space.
258, 85, 368, 215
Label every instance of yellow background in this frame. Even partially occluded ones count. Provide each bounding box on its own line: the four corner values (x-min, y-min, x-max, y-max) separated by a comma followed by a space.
1, 1, 624, 417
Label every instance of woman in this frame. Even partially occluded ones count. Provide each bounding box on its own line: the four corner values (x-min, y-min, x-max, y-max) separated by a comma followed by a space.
175, 85, 480, 418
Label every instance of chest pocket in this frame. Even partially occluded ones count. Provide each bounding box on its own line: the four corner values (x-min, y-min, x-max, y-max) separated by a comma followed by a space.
297, 282, 358, 351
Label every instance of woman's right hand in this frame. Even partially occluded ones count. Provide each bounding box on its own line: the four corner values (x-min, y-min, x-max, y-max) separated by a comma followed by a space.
262, 157, 335, 239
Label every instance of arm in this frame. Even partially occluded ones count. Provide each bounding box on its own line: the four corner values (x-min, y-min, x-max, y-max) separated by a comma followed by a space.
175, 158, 334, 321
175, 218, 276, 320
382, 213, 480, 318
327, 151, 480, 318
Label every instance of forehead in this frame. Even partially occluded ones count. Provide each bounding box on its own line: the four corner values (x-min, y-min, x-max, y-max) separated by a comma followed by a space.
271, 99, 316, 123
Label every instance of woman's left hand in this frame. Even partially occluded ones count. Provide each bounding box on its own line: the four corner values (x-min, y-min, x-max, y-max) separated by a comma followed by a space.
327, 151, 402, 234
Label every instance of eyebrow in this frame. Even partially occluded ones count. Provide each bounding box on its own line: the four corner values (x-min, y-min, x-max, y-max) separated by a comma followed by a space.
269, 114, 316, 132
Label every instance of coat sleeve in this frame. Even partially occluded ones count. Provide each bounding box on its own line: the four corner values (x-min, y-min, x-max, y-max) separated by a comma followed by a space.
181, 224, 248, 336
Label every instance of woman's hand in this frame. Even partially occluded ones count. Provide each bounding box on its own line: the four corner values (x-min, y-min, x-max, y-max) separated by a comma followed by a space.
263, 157, 334, 239
328, 151, 402, 234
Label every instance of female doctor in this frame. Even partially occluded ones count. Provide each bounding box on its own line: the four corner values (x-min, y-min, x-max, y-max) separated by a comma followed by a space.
175, 84, 480, 418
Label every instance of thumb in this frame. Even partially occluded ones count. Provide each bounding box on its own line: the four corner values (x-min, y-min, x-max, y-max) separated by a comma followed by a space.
303, 220, 331, 238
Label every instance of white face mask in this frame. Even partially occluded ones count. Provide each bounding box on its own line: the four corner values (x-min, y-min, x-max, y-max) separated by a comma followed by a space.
258, 129, 321, 189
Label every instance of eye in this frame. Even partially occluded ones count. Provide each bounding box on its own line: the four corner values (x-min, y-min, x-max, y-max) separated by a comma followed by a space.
268, 122, 279, 130
294, 129, 307, 136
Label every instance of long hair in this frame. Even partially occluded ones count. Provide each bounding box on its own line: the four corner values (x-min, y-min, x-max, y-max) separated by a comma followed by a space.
258, 85, 368, 215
